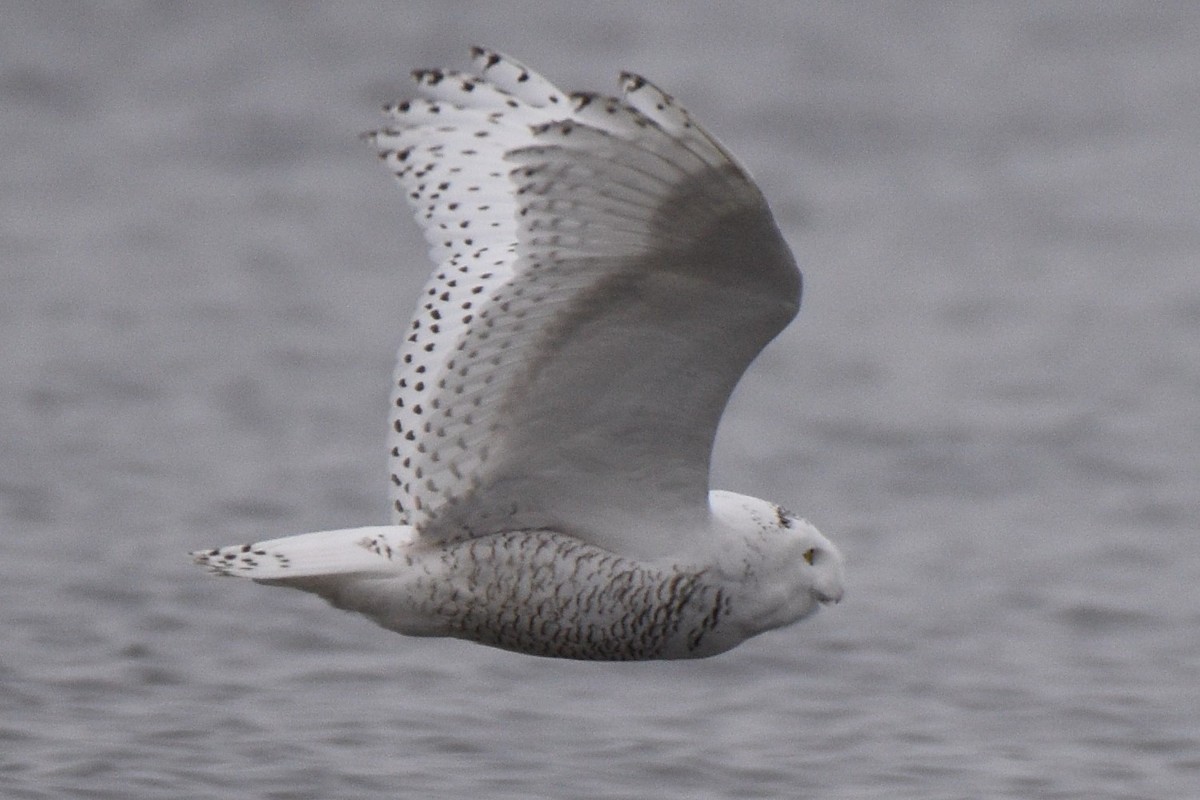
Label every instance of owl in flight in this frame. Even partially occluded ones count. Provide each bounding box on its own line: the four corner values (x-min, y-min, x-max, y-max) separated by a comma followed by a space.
193, 47, 844, 660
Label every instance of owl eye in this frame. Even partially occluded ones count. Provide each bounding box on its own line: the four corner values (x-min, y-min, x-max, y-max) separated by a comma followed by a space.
802, 548, 816, 565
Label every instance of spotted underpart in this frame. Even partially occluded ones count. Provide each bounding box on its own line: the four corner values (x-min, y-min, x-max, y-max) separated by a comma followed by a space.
196, 527, 738, 659
344, 530, 733, 660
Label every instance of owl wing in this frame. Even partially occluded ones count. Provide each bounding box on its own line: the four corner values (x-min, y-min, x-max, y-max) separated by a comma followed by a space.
366, 48, 800, 561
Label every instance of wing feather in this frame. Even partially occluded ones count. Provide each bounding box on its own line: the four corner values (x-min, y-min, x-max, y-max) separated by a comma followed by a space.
368, 50, 800, 559
470, 46, 567, 106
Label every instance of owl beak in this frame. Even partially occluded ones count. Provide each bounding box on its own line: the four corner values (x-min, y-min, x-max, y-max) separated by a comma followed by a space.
814, 585, 843, 605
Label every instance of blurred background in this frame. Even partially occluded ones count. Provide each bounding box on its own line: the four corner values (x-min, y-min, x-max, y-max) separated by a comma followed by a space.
2, 2, 1197, 798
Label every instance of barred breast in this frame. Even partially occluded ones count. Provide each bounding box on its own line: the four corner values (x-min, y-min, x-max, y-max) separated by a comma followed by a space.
413, 530, 733, 660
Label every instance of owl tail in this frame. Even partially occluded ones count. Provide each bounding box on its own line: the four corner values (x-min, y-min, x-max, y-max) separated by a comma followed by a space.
190, 525, 416, 581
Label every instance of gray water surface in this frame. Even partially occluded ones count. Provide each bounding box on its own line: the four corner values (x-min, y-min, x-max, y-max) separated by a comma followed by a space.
3, 3, 1198, 798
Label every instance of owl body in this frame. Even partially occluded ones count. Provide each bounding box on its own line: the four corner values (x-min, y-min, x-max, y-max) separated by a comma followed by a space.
202, 491, 842, 660
192, 48, 845, 660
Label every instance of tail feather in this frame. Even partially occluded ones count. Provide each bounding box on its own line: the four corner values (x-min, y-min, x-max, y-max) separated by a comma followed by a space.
190, 526, 416, 581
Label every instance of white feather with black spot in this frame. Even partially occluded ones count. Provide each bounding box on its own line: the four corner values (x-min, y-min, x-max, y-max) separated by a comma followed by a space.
191, 49, 845, 663
365, 48, 799, 560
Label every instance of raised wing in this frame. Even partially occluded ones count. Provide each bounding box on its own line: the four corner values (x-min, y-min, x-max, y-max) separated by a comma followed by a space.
366, 48, 800, 560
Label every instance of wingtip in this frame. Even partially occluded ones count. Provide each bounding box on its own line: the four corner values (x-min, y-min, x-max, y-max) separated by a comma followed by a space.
469, 44, 503, 68
619, 71, 648, 92
412, 68, 447, 86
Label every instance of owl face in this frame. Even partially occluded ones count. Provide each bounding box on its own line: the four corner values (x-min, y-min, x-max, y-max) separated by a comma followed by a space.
707, 491, 845, 631
783, 515, 845, 606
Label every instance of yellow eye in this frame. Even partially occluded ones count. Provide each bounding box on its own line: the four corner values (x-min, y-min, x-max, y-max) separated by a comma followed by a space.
803, 548, 816, 566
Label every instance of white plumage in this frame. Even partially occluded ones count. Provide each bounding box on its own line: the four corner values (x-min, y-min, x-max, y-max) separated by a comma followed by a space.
192, 48, 844, 660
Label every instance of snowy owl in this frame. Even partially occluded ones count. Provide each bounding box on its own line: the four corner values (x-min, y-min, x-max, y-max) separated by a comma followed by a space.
192, 47, 844, 660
